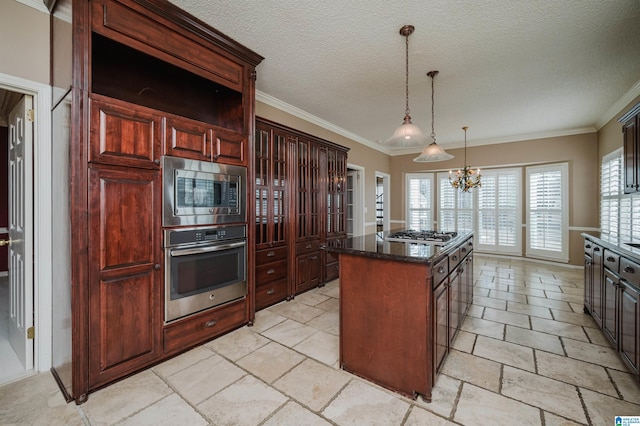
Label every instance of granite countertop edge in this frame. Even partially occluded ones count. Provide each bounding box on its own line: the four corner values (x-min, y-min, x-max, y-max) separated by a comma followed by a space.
581, 232, 640, 263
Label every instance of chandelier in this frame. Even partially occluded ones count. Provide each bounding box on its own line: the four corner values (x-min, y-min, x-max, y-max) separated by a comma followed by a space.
385, 25, 427, 147
413, 71, 454, 162
449, 126, 481, 191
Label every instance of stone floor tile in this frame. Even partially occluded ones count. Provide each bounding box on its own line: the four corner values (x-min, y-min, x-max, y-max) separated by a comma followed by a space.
440, 350, 502, 393
483, 307, 530, 328
550, 309, 599, 328
153, 346, 215, 378
536, 351, 617, 396
451, 329, 476, 353
414, 373, 460, 418
608, 369, 640, 403
562, 338, 628, 370
474, 287, 490, 297
507, 301, 553, 319
263, 401, 332, 426
472, 295, 507, 310
205, 325, 270, 361
405, 406, 456, 425
583, 325, 611, 346
581, 388, 640, 425
197, 374, 288, 425
473, 335, 535, 372
507, 285, 547, 298
467, 304, 485, 318
321, 379, 410, 426
530, 317, 589, 341
544, 291, 585, 304
306, 310, 339, 335
236, 341, 305, 383
460, 316, 505, 340
266, 300, 326, 323
488, 289, 528, 304
314, 283, 340, 299
315, 297, 340, 312
165, 354, 246, 405
293, 330, 339, 366
454, 383, 542, 426
273, 358, 350, 411
117, 393, 208, 426
527, 295, 573, 311
82, 369, 172, 425
543, 411, 584, 426
501, 366, 587, 423
260, 318, 318, 347
505, 325, 564, 355
294, 291, 330, 307
252, 309, 287, 333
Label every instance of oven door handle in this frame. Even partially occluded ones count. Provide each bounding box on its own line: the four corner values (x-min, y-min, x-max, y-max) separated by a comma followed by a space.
170, 240, 246, 257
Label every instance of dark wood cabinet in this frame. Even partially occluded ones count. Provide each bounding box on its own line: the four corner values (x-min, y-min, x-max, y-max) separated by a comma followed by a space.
49, 0, 262, 403
583, 235, 640, 382
254, 118, 348, 308
620, 102, 640, 194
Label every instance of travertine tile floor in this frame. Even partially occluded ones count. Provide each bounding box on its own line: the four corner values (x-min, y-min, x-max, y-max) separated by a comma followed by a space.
1, 254, 639, 425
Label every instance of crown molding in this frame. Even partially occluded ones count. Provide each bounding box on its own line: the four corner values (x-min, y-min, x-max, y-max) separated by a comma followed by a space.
596, 79, 640, 129
16, 0, 49, 13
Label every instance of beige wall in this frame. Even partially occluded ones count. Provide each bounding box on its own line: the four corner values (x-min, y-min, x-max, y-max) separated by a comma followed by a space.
390, 133, 599, 266
256, 101, 391, 232
0, 2, 49, 85
598, 94, 640, 159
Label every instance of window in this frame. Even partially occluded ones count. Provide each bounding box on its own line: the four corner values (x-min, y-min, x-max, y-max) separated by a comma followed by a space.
601, 149, 640, 241
526, 163, 568, 262
476, 168, 522, 254
438, 173, 473, 233
406, 173, 434, 230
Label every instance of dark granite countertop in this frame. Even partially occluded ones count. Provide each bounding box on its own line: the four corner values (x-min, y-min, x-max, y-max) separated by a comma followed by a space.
322, 231, 473, 265
581, 232, 640, 263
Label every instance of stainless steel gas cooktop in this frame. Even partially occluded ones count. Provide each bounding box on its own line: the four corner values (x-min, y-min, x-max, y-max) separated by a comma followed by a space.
386, 230, 458, 244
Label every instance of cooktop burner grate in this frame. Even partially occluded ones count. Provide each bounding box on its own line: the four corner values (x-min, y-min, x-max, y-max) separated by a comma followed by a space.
386, 230, 458, 243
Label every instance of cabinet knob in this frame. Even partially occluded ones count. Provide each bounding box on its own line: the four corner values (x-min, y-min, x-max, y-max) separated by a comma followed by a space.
624, 265, 635, 274
266, 288, 275, 295
154, 159, 160, 165
594, 247, 600, 252
267, 268, 275, 275
607, 256, 615, 262
154, 264, 161, 270
452, 255, 458, 261
266, 251, 276, 257
205, 320, 217, 328
585, 244, 591, 249
461, 248, 467, 253
437, 267, 445, 274
306, 244, 312, 249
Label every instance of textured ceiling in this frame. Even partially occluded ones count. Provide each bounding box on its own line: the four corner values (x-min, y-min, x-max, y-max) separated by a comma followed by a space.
169, 0, 640, 154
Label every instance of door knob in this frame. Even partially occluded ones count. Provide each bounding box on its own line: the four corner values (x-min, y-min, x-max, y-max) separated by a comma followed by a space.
0, 239, 10, 247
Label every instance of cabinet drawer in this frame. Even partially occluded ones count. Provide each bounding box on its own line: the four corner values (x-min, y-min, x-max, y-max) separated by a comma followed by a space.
256, 260, 288, 284
604, 250, 620, 273
255, 278, 288, 310
584, 239, 594, 256
256, 246, 288, 264
433, 257, 449, 287
460, 239, 473, 259
163, 299, 246, 355
296, 240, 321, 255
449, 248, 462, 269
620, 257, 640, 287
165, 115, 211, 161
325, 250, 340, 265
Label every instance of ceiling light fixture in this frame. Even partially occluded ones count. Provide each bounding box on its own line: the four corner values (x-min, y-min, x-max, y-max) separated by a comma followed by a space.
413, 70, 454, 162
385, 25, 427, 147
449, 126, 481, 191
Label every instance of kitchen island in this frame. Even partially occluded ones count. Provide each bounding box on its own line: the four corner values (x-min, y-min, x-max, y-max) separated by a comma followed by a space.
323, 231, 474, 402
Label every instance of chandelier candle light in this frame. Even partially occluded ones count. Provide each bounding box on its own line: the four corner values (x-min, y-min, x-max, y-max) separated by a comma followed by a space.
449, 126, 481, 191
413, 71, 454, 162
385, 25, 427, 147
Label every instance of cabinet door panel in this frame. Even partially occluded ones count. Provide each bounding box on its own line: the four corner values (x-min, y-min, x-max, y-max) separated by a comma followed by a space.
449, 269, 461, 343
623, 116, 638, 193
603, 270, 619, 348
165, 116, 211, 161
620, 283, 639, 374
90, 95, 161, 168
434, 282, 448, 373
212, 127, 245, 166
592, 247, 604, 327
88, 166, 162, 387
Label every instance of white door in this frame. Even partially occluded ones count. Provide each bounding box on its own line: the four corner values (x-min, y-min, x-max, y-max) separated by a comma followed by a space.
8, 95, 33, 370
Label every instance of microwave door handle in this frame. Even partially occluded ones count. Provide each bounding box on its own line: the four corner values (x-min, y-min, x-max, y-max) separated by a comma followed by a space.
170, 241, 246, 257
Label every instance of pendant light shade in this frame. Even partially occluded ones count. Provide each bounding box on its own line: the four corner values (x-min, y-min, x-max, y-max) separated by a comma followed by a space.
385, 25, 427, 147
413, 70, 454, 162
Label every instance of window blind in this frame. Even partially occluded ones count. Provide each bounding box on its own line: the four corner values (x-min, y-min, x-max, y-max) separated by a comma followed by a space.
406, 174, 434, 230
600, 149, 640, 241
437, 173, 474, 233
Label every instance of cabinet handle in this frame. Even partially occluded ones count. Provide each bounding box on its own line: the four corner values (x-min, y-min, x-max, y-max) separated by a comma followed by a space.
586, 260, 592, 266
153, 159, 160, 165
585, 244, 591, 249
452, 255, 458, 261
594, 247, 601, 252
437, 266, 445, 274
607, 256, 615, 262
205, 320, 217, 328
266, 251, 276, 257
624, 265, 635, 273
266, 288, 275, 295
306, 244, 312, 249
311, 256, 318, 260
154, 264, 161, 270
461, 248, 467, 253
267, 268, 275, 275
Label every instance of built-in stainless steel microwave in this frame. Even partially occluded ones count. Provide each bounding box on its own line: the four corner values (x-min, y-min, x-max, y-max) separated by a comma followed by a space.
162, 156, 246, 227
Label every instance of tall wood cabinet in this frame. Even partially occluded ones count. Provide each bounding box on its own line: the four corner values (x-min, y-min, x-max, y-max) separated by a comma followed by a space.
49, 0, 262, 403
254, 118, 348, 309
621, 102, 640, 194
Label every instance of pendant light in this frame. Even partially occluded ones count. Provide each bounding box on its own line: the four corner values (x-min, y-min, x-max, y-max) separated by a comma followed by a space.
413, 70, 454, 162
449, 126, 481, 191
385, 25, 427, 147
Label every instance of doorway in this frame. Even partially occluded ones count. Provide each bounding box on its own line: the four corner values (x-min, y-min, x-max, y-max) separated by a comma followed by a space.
375, 172, 390, 237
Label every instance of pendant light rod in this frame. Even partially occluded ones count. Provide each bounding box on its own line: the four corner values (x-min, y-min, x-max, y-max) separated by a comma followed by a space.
400, 25, 414, 119
427, 70, 439, 142
413, 70, 453, 162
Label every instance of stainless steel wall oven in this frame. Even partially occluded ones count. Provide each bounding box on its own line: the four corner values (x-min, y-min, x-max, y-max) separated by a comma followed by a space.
164, 225, 247, 322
